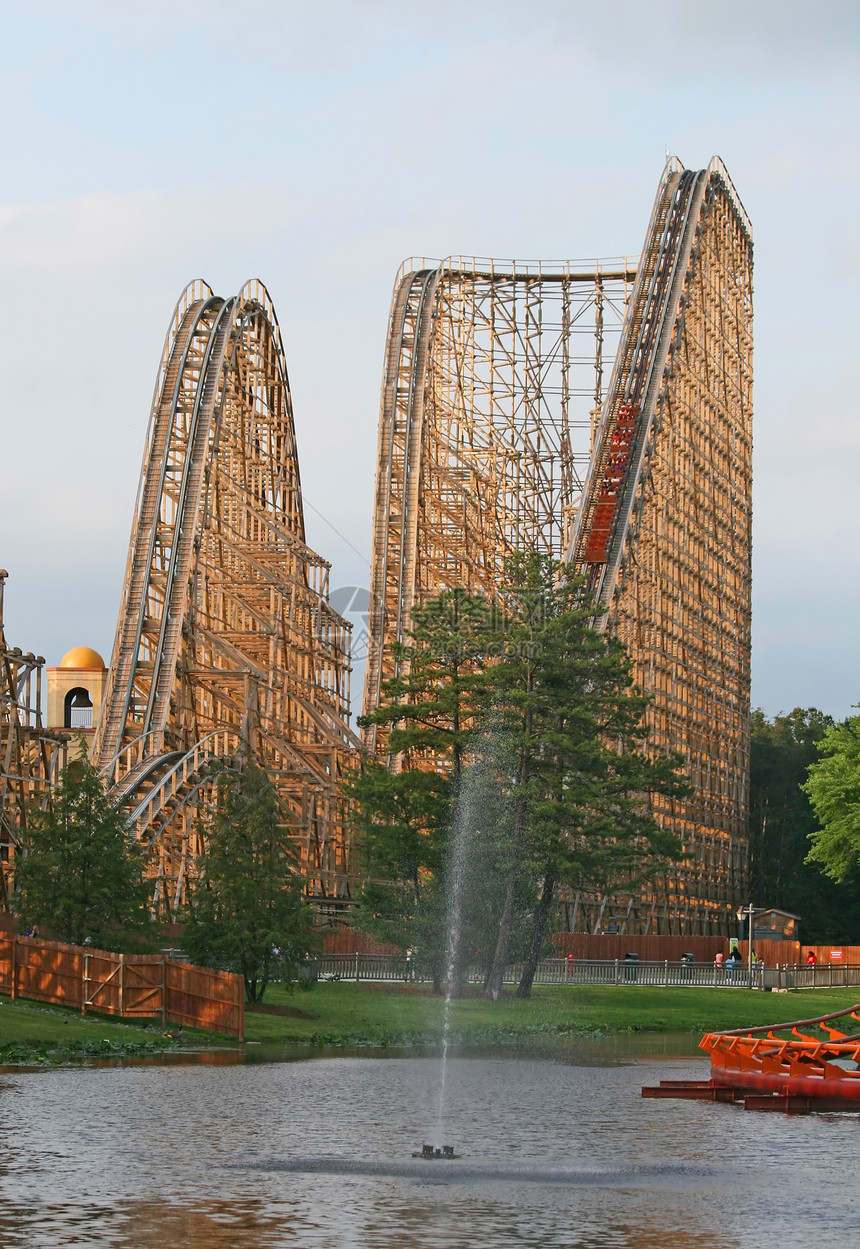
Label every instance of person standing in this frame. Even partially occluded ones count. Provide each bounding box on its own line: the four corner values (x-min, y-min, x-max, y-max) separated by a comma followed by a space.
727, 946, 739, 983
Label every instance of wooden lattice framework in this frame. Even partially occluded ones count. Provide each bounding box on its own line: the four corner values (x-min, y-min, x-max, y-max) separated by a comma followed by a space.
567, 159, 753, 934
363, 256, 635, 749
94, 281, 358, 915
0, 570, 67, 911
364, 158, 753, 936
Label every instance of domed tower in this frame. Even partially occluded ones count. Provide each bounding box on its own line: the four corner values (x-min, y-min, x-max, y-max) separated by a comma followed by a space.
47, 647, 109, 752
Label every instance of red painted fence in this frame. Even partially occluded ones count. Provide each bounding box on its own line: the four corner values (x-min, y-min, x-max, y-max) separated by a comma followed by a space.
322, 929, 860, 967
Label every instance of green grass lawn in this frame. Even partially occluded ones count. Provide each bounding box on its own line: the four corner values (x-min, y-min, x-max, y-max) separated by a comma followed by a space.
3, 984, 858, 1062
243, 982, 860, 1048
0, 995, 232, 1065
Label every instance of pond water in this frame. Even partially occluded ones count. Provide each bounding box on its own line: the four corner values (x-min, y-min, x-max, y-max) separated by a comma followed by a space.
0, 1039, 858, 1247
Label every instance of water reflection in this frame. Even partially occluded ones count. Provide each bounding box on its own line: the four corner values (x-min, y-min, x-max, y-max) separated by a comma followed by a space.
0, 1198, 291, 1248
242, 1029, 704, 1067
0, 1048, 857, 1247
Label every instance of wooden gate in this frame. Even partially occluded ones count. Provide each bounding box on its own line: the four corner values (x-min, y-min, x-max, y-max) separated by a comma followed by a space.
0, 934, 243, 1039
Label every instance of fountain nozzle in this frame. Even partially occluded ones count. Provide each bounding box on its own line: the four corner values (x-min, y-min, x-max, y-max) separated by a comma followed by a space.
413, 1143, 457, 1159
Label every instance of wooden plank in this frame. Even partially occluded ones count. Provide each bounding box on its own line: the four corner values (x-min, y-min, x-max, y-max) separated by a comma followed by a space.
2, 936, 243, 1036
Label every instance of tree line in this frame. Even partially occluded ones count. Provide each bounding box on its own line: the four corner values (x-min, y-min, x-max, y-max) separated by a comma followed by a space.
13, 751, 315, 1004
9, 557, 860, 1000
750, 706, 860, 941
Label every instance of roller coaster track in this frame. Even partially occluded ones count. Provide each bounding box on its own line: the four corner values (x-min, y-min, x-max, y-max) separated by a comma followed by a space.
96, 284, 233, 763
53, 155, 751, 936
365, 268, 440, 732
95, 281, 359, 913
565, 158, 753, 935
364, 158, 753, 936
567, 165, 708, 587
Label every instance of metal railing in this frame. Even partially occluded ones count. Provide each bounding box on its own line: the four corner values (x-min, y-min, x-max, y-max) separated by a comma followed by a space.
771, 963, 860, 991
309, 955, 860, 991
313, 953, 415, 983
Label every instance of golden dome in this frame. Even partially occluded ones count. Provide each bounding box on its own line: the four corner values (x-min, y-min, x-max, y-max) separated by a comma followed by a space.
59, 646, 106, 670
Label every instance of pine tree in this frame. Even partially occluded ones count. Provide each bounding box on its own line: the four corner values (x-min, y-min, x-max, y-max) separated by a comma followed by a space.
351, 588, 497, 990
481, 555, 688, 999
15, 741, 151, 948
352, 570, 687, 999
182, 762, 317, 1004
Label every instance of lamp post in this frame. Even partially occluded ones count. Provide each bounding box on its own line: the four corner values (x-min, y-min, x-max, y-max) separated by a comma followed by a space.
737, 903, 757, 987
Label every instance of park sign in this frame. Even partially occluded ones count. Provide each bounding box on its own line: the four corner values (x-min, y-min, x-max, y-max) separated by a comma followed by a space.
831, 949, 844, 962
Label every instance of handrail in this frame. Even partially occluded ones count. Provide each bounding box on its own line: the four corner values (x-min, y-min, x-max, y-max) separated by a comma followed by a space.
712, 1003, 860, 1038
126, 729, 241, 826
99, 730, 160, 784
395, 254, 639, 284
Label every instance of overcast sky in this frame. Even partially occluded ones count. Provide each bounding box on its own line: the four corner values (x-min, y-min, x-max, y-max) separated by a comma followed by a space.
1, 0, 858, 723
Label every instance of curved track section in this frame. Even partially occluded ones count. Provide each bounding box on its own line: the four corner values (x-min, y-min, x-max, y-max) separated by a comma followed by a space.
363, 268, 439, 753
96, 281, 358, 913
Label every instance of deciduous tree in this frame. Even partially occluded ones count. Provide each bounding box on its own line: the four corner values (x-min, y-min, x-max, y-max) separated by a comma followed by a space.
748, 708, 860, 942
804, 711, 860, 886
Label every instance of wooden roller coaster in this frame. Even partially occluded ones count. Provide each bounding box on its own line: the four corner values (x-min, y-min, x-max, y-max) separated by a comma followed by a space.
91, 280, 359, 916
3, 157, 753, 937
364, 157, 753, 936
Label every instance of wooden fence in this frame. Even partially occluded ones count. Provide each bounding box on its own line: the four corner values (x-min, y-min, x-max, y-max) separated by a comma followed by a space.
549, 933, 726, 961
0, 935, 244, 1039
733, 940, 860, 968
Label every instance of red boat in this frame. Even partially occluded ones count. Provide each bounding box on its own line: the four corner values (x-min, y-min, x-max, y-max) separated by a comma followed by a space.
643, 1004, 860, 1112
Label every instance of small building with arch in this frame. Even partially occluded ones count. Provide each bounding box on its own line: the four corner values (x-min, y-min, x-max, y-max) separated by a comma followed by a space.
46, 647, 109, 751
